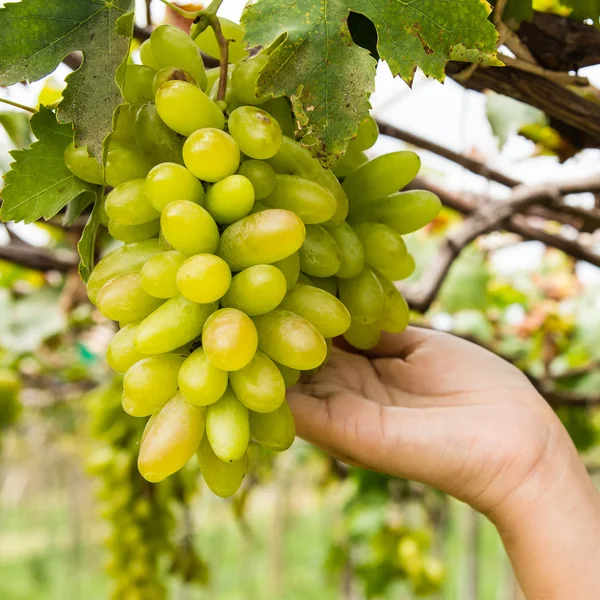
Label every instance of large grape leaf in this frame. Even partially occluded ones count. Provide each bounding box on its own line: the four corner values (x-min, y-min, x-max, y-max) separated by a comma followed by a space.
243, 0, 499, 164
0, 0, 135, 159
1, 107, 97, 223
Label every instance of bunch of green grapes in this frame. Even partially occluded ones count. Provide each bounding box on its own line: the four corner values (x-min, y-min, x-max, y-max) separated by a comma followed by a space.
87, 379, 207, 600
66, 21, 441, 498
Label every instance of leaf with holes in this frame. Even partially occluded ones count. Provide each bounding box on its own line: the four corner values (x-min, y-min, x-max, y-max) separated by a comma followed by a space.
1, 107, 98, 224
243, 0, 499, 164
0, 0, 135, 159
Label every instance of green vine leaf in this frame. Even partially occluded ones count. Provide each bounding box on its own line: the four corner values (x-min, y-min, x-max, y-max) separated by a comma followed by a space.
243, 0, 499, 164
0, 0, 135, 159
1, 106, 97, 224
77, 191, 103, 283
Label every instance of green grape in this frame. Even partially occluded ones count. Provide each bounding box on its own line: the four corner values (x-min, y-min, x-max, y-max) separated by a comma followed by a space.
229, 351, 285, 413
299, 224, 341, 277
326, 222, 365, 279
138, 393, 206, 482
343, 319, 381, 350
155, 81, 224, 136
343, 151, 421, 208
218, 209, 305, 270
221, 265, 287, 316
122, 65, 155, 104
237, 159, 275, 200
249, 401, 295, 452
228, 106, 282, 160
338, 267, 384, 325
105, 148, 152, 188
375, 272, 410, 333
96, 272, 163, 324
205, 386, 249, 462
272, 253, 300, 291
152, 67, 197, 96
123, 354, 185, 416
87, 239, 162, 304
205, 175, 255, 224
183, 128, 239, 182
149, 25, 207, 90
253, 309, 327, 370
179, 348, 228, 407
63, 143, 103, 184
354, 222, 407, 271
134, 102, 184, 165
230, 54, 269, 105
266, 136, 348, 224
105, 179, 160, 226
331, 144, 368, 179
176, 254, 231, 303
262, 97, 295, 138
141, 250, 186, 299
356, 190, 442, 235
250, 201, 267, 214
108, 219, 160, 243
275, 362, 300, 388
262, 174, 337, 224
110, 104, 137, 149
279, 284, 350, 338
135, 296, 217, 355
194, 17, 248, 63
161, 200, 219, 256
353, 115, 378, 151
204, 67, 220, 94
197, 437, 247, 498
202, 308, 258, 371
377, 252, 416, 281
139, 39, 160, 70
107, 322, 146, 373
309, 276, 338, 296
145, 163, 205, 212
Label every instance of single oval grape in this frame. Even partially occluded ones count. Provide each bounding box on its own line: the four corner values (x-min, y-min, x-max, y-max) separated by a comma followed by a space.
161, 200, 219, 256
145, 162, 205, 212
229, 351, 285, 413
218, 209, 305, 270
135, 295, 217, 355
338, 267, 384, 325
326, 222, 365, 279
275, 362, 300, 388
194, 17, 248, 63
343, 319, 381, 350
228, 106, 282, 160
272, 253, 300, 291
122, 65, 155, 104
253, 309, 327, 370
309, 275, 338, 296
108, 219, 160, 243
110, 104, 137, 148
262, 174, 337, 224
237, 159, 275, 199
221, 265, 287, 316
149, 24, 207, 90
250, 401, 296, 452
156, 81, 224, 136
279, 284, 350, 338
206, 386, 249, 462
123, 353, 185, 416
299, 224, 342, 277
105, 148, 152, 188
353, 115, 378, 151
139, 39, 160, 69
63, 143, 103, 185
152, 66, 197, 97
96, 272, 163, 324
176, 254, 231, 303
197, 436, 247, 498
141, 250, 186, 299
138, 393, 206, 482
354, 222, 407, 271
262, 97, 295, 138
179, 348, 228, 407
332, 145, 368, 179
202, 308, 258, 371
134, 101, 184, 166
377, 253, 416, 281
205, 175, 255, 224
105, 179, 160, 226
375, 271, 410, 333
87, 239, 162, 305
106, 322, 146, 373
183, 128, 240, 182
230, 54, 269, 105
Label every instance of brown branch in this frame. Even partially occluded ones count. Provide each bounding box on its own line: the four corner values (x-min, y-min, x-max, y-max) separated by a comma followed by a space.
0, 243, 77, 273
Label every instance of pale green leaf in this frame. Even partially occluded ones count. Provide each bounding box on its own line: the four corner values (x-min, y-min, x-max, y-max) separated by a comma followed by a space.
77, 191, 103, 283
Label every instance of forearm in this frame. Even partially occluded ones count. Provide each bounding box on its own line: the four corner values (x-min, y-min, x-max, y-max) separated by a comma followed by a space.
491, 434, 600, 599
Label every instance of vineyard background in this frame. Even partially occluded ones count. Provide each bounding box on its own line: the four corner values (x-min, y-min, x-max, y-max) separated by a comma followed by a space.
2, 0, 600, 599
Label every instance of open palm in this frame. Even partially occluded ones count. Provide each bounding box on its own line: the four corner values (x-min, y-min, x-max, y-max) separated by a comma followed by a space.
288, 327, 569, 517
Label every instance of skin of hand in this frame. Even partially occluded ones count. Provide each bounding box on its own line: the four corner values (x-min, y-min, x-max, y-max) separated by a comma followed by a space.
288, 327, 600, 599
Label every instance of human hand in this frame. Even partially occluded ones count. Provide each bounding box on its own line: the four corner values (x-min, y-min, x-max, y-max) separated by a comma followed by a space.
288, 326, 571, 520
